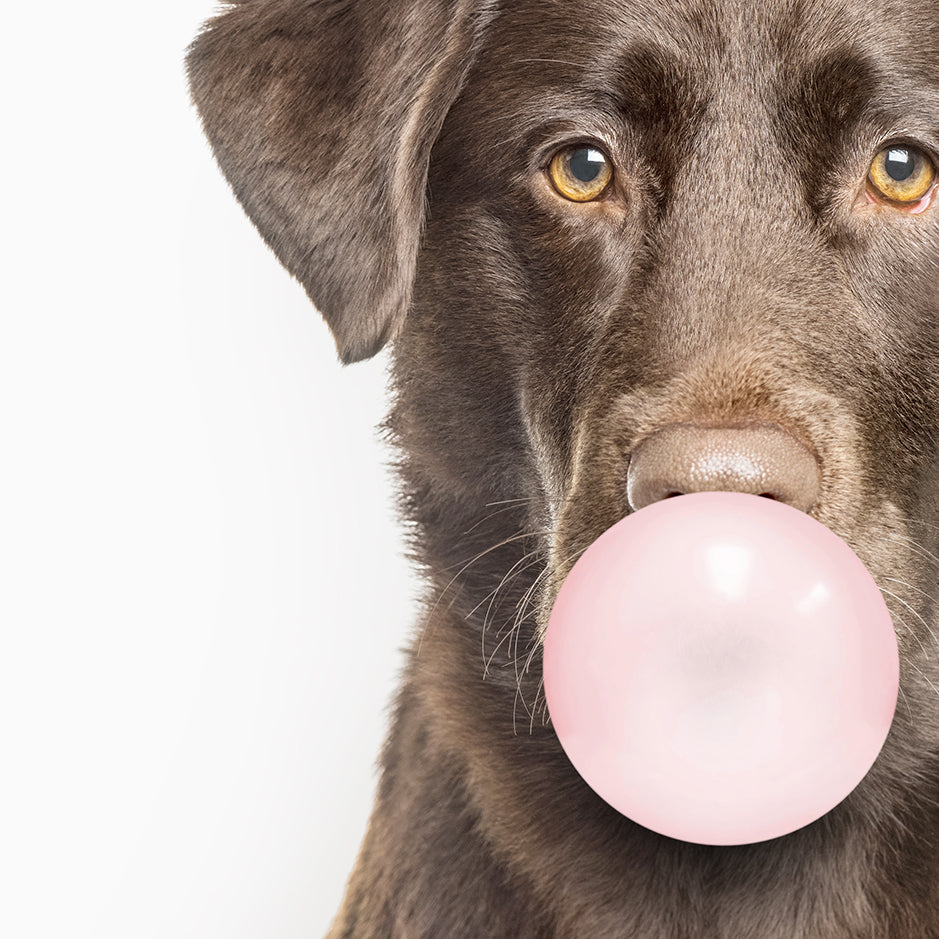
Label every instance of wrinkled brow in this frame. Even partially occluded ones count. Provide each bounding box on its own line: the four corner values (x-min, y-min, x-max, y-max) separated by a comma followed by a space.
608, 40, 708, 131
773, 47, 883, 214
780, 47, 881, 143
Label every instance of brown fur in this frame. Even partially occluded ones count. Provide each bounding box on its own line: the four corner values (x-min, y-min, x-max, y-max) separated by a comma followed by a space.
187, 1, 939, 935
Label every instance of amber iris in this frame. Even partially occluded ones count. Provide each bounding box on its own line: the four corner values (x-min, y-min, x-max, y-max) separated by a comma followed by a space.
868, 146, 935, 204
548, 145, 613, 202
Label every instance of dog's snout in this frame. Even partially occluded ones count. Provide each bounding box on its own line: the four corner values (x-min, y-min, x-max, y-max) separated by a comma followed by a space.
626, 423, 821, 513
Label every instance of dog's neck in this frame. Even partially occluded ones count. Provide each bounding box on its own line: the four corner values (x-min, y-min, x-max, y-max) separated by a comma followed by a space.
332, 594, 939, 938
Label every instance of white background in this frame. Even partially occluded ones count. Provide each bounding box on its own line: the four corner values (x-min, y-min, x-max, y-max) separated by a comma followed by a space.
1, 3, 416, 936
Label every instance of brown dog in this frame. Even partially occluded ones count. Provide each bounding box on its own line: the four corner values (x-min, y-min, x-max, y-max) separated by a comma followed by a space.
187, 1, 939, 935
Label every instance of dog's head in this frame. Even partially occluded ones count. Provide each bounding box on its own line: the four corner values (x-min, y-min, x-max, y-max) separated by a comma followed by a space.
189, 0, 939, 852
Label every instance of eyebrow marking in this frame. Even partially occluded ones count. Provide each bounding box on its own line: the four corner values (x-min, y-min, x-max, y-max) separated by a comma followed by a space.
601, 40, 711, 203
610, 40, 706, 130
773, 46, 881, 216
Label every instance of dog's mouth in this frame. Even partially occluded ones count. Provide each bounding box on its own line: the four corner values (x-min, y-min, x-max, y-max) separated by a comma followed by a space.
537, 420, 825, 623
524, 366, 935, 674
538, 488, 907, 845
468, 352, 939, 766
519, 425, 939, 835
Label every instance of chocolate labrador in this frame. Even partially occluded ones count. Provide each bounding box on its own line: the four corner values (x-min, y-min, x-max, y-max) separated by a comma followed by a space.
187, 0, 939, 935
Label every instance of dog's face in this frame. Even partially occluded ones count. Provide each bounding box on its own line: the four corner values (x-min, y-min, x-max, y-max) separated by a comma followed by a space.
189, 0, 939, 929
396, 0, 939, 735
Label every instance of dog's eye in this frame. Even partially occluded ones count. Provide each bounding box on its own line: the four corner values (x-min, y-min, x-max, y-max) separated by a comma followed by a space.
867, 145, 935, 205
548, 145, 613, 202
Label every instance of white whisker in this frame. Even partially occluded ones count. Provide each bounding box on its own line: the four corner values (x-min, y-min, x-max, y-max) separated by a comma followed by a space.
882, 576, 939, 604
906, 659, 939, 701
418, 527, 548, 656
462, 498, 535, 536
878, 587, 936, 657
512, 540, 594, 733
898, 684, 914, 724
884, 532, 939, 568
481, 552, 546, 678
892, 515, 939, 536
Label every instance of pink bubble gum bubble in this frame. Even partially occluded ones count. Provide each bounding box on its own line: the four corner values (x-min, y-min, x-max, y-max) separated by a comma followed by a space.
543, 491, 899, 846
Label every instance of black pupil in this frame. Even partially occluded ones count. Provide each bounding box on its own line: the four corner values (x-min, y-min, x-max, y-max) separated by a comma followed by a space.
569, 148, 604, 183
885, 149, 915, 182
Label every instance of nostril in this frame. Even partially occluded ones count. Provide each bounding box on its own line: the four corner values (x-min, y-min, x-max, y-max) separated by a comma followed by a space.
626, 422, 821, 514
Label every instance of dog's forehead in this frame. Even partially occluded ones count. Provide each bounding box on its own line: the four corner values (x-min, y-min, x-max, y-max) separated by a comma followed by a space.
480, 0, 937, 88
445, 0, 939, 178
489, 0, 928, 52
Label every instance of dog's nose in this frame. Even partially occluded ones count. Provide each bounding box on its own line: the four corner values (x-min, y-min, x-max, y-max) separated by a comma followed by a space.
626, 423, 820, 513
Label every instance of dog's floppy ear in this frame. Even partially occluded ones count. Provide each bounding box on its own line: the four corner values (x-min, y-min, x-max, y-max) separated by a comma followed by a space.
187, 0, 493, 364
